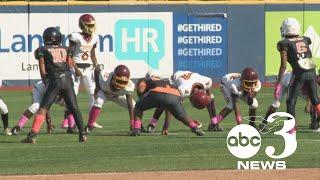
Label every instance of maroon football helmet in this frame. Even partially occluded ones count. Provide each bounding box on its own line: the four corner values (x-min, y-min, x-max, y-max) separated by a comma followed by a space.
241, 67, 259, 92
189, 90, 210, 109
79, 14, 96, 35
112, 65, 131, 90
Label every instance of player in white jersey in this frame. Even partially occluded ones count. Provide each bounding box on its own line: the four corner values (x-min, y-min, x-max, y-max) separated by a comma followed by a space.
68, 14, 102, 128
11, 81, 75, 135
85, 65, 136, 132
259, 71, 319, 131
210, 67, 261, 127
0, 80, 11, 135
145, 70, 222, 132
172, 71, 212, 98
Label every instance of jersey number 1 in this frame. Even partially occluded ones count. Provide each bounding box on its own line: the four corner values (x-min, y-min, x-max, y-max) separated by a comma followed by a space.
49, 48, 67, 63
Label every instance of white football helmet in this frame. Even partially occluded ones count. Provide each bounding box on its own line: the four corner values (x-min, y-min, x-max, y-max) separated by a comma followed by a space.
280, 17, 300, 37
145, 69, 162, 80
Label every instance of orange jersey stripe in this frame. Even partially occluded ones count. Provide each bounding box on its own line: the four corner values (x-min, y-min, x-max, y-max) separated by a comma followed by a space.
151, 86, 181, 97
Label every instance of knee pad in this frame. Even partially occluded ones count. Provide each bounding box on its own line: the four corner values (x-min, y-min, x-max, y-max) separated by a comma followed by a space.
271, 100, 281, 109
249, 98, 258, 109
28, 103, 40, 114
0, 99, 8, 114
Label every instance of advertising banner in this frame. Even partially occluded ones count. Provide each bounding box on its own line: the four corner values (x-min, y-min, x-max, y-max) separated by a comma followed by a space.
0, 12, 173, 79
173, 13, 227, 78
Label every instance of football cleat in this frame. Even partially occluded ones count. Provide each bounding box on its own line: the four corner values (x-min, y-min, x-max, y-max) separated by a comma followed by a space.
93, 122, 103, 129
84, 125, 93, 133
147, 124, 156, 133
21, 132, 36, 144
309, 123, 319, 130
130, 128, 141, 136
161, 129, 168, 136
79, 134, 88, 143
11, 125, 20, 135
207, 123, 223, 132
309, 117, 319, 130
191, 127, 204, 136
4, 128, 12, 136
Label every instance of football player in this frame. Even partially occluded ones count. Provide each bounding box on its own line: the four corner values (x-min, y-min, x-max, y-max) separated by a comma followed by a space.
276, 18, 320, 134
260, 71, 319, 131
0, 80, 11, 135
21, 27, 87, 143
142, 70, 221, 132
173, 71, 221, 131
85, 65, 135, 132
136, 72, 171, 135
130, 72, 204, 136
11, 81, 75, 135
210, 67, 261, 127
68, 14, 102, 129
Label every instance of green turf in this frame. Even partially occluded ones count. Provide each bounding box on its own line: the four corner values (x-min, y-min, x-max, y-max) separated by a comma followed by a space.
0, 88, 319, 175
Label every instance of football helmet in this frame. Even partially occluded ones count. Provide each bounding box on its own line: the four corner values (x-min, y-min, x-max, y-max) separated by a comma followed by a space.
42, 27, 62, 45
189, 90, 210, 109
241, 67, 259, 93
145, 69, 162, 80
112, 65, 130, 90
280, 17, 300, 37
79, 14, 96, 35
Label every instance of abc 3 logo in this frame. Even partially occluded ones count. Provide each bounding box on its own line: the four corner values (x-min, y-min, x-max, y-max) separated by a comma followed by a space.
226, 112, 297, 159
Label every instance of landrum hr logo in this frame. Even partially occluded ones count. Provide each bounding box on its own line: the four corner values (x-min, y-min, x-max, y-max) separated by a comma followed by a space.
226, 112, 297, 170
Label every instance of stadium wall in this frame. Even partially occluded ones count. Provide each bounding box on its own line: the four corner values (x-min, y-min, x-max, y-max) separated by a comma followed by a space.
0, 1, 319, 86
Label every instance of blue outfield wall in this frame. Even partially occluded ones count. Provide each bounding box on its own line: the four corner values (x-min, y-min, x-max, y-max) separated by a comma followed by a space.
0, 2, 319, 86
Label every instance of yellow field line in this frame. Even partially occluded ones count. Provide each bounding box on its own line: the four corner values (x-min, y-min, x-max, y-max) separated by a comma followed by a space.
28, 2, 68, 6
0, 1, 28, 6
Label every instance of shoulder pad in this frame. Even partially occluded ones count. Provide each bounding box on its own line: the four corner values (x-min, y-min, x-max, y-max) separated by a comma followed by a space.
277, 40, 288, 52
34, 46, 46, 60
304, 36, 312, 45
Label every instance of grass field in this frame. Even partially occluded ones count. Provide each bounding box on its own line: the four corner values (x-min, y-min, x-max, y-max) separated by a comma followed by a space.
0, 87, 319, 175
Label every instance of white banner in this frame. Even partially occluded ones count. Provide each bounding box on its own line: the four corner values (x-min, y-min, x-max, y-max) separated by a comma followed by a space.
0, 12, 173, 80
